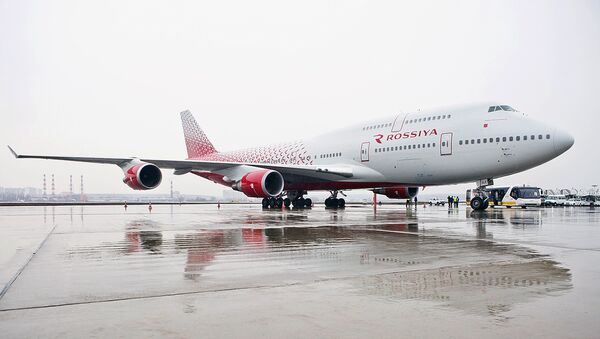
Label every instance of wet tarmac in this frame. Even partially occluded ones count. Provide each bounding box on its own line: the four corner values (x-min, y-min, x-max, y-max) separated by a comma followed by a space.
0, 204, 598, 338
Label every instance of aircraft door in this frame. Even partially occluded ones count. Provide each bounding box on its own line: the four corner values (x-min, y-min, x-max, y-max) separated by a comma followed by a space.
440, 133, 452, 156
391, 113, 407, 132
361, 142, 370, 162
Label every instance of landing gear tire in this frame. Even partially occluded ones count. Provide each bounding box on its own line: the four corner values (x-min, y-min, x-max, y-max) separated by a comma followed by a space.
470, 197, 485, 210
337, 198, 345, 208
262, 198, 269, 209
304, 198, 312, 208
296, 197, 306, 208
284, 198, 291, 208
268, 197, 276, 208
276, 197, 283, 208
324, 198, 334, 208
482, 200, 489, 209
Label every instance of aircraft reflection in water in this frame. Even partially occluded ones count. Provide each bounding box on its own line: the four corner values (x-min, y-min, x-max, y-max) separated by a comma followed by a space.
116, 208, 571, 317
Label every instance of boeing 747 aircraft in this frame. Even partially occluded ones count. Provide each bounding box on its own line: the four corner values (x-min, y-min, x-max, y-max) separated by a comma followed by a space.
8, 103, 574, 210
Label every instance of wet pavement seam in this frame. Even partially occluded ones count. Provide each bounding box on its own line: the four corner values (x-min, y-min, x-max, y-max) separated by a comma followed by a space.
0, 224, 57, 300
0, 259, 539, 313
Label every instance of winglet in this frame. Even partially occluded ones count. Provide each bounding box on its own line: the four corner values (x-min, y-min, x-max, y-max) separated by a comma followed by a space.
7, 145, 19, 158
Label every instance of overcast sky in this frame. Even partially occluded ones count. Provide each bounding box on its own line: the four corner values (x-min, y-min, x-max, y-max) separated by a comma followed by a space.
1, 0, 599, 197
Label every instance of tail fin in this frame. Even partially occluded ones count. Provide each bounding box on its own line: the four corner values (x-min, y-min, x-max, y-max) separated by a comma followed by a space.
180, 110, 217, 158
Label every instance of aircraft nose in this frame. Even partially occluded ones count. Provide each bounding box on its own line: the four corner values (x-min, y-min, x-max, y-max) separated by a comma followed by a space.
554, 128, 574, 154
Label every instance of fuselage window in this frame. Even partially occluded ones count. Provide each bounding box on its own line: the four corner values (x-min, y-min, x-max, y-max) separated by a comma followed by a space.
477, 139, 481, 144
509, 136, 514, 141
447, 115, 451, 118
427, 117, 431, 121
524, 135, 527, 140
404, 145, 407, 150
459, 140, 463, 145
483, 138, 487, 143
496, 137, 500, 142
417, 144, 421, 148
489, 138, 493, 143
538, 134, 542, 140
422, 144, 425, 148
546, 134, 550, 139
442, 115, 446, 119
488, 106, 495, 112
428, 143, 431, 147
516, 136, 520, 141
502, 137, 507, 142
531, 135, 535, 140
441, 142, 445, 147
471, 139, 475, 144
465, 140, 469, 145
433, 143, 436, 147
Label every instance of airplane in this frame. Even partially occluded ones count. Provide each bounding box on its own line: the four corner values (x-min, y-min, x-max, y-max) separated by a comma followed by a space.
8, 102, 574, 210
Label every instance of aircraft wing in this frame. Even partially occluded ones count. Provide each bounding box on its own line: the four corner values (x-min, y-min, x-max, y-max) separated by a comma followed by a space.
7, 145, 358, 180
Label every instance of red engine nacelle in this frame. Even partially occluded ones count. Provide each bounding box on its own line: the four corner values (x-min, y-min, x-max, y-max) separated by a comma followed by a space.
232, 169, 284, 198
373, 186, 419, 199
122, 162, 163, 190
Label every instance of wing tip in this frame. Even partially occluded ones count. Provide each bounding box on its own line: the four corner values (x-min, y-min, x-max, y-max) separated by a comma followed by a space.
7, 145, 18, 158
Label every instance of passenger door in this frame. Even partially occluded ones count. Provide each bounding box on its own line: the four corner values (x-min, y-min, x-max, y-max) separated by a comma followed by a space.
440, 133, 453, 156
361, 142, 370, 162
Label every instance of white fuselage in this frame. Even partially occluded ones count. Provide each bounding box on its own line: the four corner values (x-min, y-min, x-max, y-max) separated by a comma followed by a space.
295, 103, 573, 187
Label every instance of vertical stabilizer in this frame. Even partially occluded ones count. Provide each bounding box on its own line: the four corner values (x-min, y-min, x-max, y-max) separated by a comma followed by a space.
180, 110, 217, 158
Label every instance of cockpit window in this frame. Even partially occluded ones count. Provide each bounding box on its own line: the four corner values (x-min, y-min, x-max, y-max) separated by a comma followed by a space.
488, 105, 517, 112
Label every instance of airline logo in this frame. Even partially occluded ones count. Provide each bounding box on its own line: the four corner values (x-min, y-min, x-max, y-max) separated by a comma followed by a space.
374, 129, 438, 144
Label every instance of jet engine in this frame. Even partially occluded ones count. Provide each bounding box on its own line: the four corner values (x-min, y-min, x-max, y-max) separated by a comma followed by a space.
122, 162, 163, 190
232, 169, 284, 198
373, 186, 419, 199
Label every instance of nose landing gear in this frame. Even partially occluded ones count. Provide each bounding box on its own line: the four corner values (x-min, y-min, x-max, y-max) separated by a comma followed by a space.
469, 179, 492, 211
469, 196, 489, 210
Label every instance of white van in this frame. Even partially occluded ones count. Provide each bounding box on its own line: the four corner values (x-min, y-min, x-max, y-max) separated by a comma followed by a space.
544, 194, 567, 206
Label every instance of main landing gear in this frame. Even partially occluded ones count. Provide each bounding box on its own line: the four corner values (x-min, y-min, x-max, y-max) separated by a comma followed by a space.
324, 191, 346, 209
262, 191, 312, 209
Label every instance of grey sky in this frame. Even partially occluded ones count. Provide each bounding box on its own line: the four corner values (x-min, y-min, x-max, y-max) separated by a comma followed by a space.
1, 0, 599, 197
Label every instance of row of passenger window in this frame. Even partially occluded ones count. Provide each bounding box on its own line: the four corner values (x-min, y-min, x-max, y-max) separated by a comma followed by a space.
459, 134, 550, 145
318, 152, 342, 159
375, 142, 437, 153
363, 122, 392, 131
405, 114, 451, 124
